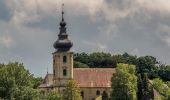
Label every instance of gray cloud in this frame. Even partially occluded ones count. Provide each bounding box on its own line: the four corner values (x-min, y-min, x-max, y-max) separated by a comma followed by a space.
1, 0, 170, 76
0, 0, 12, 21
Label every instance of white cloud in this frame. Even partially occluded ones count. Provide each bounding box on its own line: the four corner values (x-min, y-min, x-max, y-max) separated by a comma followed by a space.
4, 0, 170, 27
136, 0, 170, 13
130, 48, 140, 56
83, 40, 107, 52
157, 25, 170, 47
0, 35, 14, 48
1, 0, 170, 76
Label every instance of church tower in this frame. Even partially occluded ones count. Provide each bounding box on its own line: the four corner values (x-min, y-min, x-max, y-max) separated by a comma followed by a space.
53, 4, 73, 90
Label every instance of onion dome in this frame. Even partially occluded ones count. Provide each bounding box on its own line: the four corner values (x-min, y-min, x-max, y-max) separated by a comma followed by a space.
53, 4, 73, 52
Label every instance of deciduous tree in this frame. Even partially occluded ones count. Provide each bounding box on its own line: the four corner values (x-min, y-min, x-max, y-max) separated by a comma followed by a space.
63, 80, 82, 100
111, 64, 137, 100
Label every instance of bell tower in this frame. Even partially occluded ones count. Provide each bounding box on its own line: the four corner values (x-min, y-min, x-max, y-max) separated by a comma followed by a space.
53, 4, 73, 89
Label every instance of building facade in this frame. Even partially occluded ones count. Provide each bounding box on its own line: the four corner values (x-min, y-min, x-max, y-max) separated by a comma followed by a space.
39, 7, 115, 100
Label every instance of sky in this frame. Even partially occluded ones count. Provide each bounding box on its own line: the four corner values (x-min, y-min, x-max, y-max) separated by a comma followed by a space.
1, 0, 170, 77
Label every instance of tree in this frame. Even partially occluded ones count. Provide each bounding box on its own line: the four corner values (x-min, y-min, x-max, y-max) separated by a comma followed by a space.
102, 91, 109, 100
74, 61, 89, 68
74, 52, 116, 68
111, 64, 137, 100
63, 80, 82, 100
89, 52, 115, 68
152, 78, 170, 100
137, 74, 143, 100
113, 53, 137, 65
0, 62, 44, 99
46, 91, 61, 100
143, 73, 149, 96
74, 52, 89, 65
137, 56, 157, 75
32, 77, 43, 89
0, 62, 35, 99
158, 64, 170, 81
13, 86, 41, 100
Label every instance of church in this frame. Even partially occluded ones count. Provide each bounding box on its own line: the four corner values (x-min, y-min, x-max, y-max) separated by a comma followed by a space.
39, 7, 115, 100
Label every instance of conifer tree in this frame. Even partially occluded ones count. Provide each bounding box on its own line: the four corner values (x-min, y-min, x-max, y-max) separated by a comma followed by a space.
137, 74, 143, 100
143, 73, 149, 96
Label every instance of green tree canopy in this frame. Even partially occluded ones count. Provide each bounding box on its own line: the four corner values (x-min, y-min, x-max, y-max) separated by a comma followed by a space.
137, 56, 157, 74
46, 91, 61, 100
74, 52, 116, 68
74, 61, 89, 68
111, 63, 137, 100
0, 62, 44, 99
152, 78, 170, 99
63, 80, 82, 100
158, 64, 170, 81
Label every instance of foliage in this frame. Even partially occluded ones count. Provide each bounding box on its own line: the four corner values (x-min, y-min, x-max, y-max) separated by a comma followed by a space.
74, 52, 116, 68
113, 53, 137, 65
158, 64, 170, 81
74, 52, 89, 65
32, 77, 43, 89
152, 78, 170, 99
74, 52, 170, 81
63, 80, 82, 100
0, 62, 44, 99
74, 61, 89, 68
13, 86, 41, 100
46, 91, 62, 100
137, 74, 143, 100
111, 64, 137, 100
166, 82, 170, 88
88, 52, 116, 68
143, 73, 150, 96
0, 62, 34, 99
136, 56, 158, 77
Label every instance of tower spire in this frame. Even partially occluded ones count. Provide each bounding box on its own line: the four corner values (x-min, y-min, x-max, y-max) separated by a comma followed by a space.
47, 67, 48, 74
53, 4, 73, 52
62, 4, 64, 21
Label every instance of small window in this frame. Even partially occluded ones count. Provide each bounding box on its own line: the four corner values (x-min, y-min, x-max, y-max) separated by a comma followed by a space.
81, 91, 84, 98
63, 69, 67, 76
53, 59, 55, 64
96, 90, 100, 95
63, 56, 67, 63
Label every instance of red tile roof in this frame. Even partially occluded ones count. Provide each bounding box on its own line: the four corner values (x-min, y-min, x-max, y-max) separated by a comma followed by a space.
73, 68, 115, 88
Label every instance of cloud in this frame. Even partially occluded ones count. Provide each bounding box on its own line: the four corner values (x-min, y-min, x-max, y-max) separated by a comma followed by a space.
83, 40, 107, 52
136, 0, 170, 13
130, 48, 140, 56
157, 25, 170, 47
3, 0, 170, 28
1, 0, 170, 77
0, 35, 14, 48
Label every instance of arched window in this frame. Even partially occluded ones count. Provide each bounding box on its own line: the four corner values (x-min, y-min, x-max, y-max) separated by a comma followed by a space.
63, 56, 67, 63
96, 90, 100, 95
53, 70, 55, 76
63, 69, 67, 76
53, 59, 55, 64
81, 91, 84, 99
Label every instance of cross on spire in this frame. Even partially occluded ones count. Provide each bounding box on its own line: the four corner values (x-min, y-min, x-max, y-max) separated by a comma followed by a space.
62, 4, 64, 21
